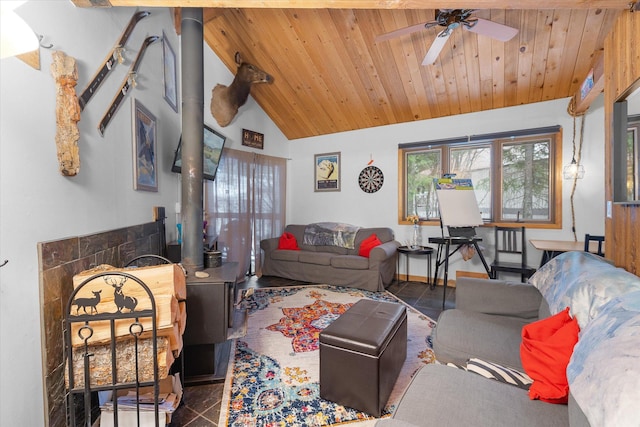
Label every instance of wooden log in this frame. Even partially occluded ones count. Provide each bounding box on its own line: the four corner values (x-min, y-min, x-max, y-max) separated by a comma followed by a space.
50, 50, 81, 176
73, 263, 186, 300
167, 322, 183, 355
178, 301, 186, 335
69, 294, 178, 347
66, 337, 172, 389
70, 264, 187, 347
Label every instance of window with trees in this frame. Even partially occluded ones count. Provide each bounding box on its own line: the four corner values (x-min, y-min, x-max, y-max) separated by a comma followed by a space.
400, 126, 562, 227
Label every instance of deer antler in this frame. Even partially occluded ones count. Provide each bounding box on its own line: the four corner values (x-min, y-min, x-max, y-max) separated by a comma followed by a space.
104, 275, 127, 287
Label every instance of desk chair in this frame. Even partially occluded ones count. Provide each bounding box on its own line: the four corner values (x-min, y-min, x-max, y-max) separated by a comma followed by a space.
490, 226, 536, 282
584, 234, 605, 257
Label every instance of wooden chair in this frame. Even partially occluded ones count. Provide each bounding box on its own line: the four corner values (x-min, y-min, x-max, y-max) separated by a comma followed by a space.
490, 226, 536, 282
584, 234, 605, 257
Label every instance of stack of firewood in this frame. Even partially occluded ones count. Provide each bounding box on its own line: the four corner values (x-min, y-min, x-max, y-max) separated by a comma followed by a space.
66, 263, 186, 388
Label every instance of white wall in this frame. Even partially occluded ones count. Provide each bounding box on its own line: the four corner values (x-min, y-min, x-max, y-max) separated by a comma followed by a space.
0, 2, 288, 425
288, 95, 607, 278
0, 2, 608, 425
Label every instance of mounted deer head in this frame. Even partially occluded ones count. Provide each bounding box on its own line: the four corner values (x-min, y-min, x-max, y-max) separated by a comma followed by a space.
210, 52, 273, 127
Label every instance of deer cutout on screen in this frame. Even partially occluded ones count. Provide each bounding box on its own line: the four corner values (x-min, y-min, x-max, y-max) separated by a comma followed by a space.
106, 276, 139, 313
210, 52, 273, 127
72, 289, 102, 315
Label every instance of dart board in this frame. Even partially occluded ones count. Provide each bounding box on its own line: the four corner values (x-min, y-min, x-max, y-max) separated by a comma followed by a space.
358, 166, 384, 193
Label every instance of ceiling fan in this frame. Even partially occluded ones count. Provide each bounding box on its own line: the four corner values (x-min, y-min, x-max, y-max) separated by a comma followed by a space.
375, 9, 519, 65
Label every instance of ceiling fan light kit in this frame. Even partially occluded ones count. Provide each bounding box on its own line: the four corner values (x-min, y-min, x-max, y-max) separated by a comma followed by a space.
377, 9, 519, 66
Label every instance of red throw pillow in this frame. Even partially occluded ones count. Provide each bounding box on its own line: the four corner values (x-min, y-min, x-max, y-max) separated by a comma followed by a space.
520, 307, 580, 404
278, 232, 300, 250
359, 234, 382, 257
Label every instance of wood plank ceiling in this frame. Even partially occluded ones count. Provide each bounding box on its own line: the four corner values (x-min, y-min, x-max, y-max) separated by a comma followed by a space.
73, 1, 632, 140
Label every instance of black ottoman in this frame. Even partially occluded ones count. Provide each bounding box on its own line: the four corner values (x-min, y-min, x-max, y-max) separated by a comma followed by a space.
319, 299, 407, 417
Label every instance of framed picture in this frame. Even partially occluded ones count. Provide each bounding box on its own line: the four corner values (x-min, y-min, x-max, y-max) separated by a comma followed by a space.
171, 124, 227, 181
162, 32, 178, 112
132, 98, 158, 192
314, 152, 341, 192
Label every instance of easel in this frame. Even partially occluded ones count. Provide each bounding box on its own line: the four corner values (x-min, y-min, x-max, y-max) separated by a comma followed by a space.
428, 178, 491, 309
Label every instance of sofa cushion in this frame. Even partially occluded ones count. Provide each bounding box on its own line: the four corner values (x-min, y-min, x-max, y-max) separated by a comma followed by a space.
446, 359, 533, 391
529, 251, 640, 329
278, 232, 300, 250
465, 358, 533, 391
521, 307, 579, 404
355, 227, 394, 246
271, 249, 301, 262
433, 309, 530, 370
298, 251, 333, 266
455, 278, 542, 318
567, 290, 640, 427
358, 234, 382, 257
284, 224, 306, 243
384, 364, 568, 427
330, 255, 369, 270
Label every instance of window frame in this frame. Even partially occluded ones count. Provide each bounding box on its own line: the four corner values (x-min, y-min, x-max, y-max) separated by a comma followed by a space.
398, 127, 562, 229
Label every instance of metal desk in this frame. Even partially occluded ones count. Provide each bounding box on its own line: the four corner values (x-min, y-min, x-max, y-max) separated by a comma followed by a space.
428, 236, 491, 309
397, 246, 434, 288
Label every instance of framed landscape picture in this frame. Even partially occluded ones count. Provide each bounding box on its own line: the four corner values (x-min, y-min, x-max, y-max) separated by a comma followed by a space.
162, 31, 178, 112
132, 98, 157, 192
171, 124, 226, 181
314, 152, 341, 192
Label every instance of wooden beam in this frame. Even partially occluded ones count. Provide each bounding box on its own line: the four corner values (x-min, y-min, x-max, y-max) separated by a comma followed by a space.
570, 50, 605, 115
70, 0, 632, 9
172, 8, 224, 36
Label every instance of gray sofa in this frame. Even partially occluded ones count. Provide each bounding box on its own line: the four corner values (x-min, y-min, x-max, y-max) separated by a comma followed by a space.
260, 224, 400, 292
378, 251, 640, 427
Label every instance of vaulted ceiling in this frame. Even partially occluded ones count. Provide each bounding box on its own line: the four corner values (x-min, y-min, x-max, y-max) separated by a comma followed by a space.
73, 1, 633, 140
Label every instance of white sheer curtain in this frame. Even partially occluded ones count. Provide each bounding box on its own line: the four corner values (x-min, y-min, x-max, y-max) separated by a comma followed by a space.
205, 148, 286, 282
252, 153, 287, 277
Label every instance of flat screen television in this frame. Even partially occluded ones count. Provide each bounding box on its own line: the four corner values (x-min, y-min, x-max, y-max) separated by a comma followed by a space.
171, 124, 226, 181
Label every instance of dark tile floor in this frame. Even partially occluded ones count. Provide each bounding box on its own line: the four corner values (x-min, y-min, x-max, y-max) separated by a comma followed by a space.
168, 276, 456, 426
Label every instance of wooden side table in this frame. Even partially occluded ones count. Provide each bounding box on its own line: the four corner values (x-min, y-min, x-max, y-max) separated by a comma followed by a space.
397, 246, 434, 289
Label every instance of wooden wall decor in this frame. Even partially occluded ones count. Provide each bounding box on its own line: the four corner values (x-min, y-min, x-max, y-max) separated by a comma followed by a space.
50, 51, 81, 176
242, 128, 264, 149
604, 10, 640, 276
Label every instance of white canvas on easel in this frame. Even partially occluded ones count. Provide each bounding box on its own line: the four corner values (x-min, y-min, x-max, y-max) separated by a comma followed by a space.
435, 179, 483, 227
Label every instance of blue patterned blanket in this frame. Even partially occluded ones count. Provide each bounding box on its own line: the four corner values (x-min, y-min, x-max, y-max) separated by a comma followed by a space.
530, 252, 640, 427
303, 222, 361, 249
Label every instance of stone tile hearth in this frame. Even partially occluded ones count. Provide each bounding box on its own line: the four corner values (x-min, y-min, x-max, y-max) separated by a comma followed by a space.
38, 220, 164, 427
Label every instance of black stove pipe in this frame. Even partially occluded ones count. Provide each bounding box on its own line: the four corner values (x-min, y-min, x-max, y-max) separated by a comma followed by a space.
180, 8, 204, 274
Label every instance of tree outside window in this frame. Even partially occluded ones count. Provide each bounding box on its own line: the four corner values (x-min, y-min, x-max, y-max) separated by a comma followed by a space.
399, 128, 561, 226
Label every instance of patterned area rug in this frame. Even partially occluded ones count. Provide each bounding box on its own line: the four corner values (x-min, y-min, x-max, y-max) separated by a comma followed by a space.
218, 285, 437, 426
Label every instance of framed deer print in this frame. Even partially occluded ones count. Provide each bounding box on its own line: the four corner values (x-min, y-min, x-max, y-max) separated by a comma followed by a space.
132, 98, 157, 192
162, 31, 178, 112
314, 152, 341, 192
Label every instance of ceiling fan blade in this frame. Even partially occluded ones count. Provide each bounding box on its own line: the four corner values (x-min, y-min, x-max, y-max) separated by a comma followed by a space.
464, 18, 518, 42
422, 29, 451, 65
375, 21, 435, 43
